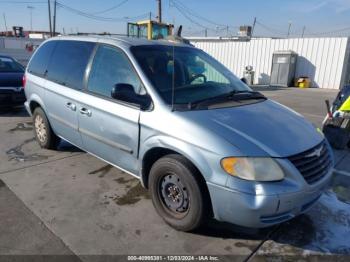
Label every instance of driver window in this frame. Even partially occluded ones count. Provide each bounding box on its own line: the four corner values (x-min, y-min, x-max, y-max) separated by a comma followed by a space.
87, 45, 145, 98
185, 55, 230, 84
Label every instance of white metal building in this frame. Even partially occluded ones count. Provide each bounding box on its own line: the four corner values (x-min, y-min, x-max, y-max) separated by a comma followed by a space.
190, 37, 350, 90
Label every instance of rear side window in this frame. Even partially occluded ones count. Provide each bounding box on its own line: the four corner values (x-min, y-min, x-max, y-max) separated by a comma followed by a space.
47, 40, 95, 90
27, 41, 56, 77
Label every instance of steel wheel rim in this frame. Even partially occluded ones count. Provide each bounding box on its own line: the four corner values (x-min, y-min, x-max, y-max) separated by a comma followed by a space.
34, 115, 47, 143
159, 173, 189, 216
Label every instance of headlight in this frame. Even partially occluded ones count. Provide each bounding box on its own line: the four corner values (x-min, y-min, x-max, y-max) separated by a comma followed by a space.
221, 157, 284, 181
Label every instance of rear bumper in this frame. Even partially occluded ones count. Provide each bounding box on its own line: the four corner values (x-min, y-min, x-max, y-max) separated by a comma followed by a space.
0, 88, 26, 107
207, 167, 332, 228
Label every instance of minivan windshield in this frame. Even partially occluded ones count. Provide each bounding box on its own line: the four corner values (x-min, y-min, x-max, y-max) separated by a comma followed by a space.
131, 45, 263, 109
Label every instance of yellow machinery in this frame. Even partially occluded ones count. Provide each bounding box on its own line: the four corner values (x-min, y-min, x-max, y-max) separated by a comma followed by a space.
127, 20, 173, 40
323, 84, 350, 149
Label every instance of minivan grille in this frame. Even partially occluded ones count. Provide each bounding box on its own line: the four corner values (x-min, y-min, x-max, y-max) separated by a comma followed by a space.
288, 141, 332, 184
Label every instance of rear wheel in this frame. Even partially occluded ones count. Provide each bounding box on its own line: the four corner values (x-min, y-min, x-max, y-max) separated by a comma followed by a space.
33, 107, 60, 149
149, 154, 207, 231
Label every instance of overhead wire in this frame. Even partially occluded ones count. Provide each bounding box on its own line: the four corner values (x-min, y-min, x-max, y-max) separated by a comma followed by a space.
255, 21, 286, 36
305, 26, 350, 36
170, 0, 237, 34
171, 0, 235, 29
0, 1, 46, 3
91, 0, 129, 15
56, 1, 148, 22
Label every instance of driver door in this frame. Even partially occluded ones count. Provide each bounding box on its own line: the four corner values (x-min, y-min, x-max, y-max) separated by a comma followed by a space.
78, 44, 144, 174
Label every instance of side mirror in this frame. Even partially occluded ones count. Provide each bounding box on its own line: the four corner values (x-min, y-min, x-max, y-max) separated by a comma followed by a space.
111, 83, 152, 110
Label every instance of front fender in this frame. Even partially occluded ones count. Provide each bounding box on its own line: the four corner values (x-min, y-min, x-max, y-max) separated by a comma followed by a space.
139, 134, 229, 187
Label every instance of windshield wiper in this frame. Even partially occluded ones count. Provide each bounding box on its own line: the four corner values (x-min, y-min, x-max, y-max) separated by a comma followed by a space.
227, 90, 265, 98
188, 90, 266, 109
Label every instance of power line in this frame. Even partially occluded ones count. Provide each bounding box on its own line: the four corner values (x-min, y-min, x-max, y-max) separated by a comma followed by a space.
255, 19, 350, 37
255, 21, 285, 35
171, 0, 227, 28
91, 0, 129, 15
305, 26, 350, 36
56, 2, 148, 22
170, 1, 207, 29
0, 1, 46, 3
170, 0, 238, 33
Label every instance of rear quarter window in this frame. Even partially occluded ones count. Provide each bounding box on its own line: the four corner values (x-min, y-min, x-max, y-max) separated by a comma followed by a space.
46, 40, 95, 90
27, 41, 56, 77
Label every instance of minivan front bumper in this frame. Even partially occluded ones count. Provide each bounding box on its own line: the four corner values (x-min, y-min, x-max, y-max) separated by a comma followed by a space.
207, 167, 332, 228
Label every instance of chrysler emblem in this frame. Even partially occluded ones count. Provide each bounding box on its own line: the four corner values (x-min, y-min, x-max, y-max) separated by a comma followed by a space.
305, 145, 323, 158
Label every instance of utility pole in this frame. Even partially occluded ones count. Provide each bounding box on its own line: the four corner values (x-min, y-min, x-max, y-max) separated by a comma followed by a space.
226, 25, 229, 37
157, 0, 162, 23
48, 0, 52, 36
287, 21, 292, 38
149, 11, 152, 21
3, 13, 8, 34
53, 0, 57, 36
27, 6, 34, 31
204, 28, 207, 37
301, 26, 306, 38
251, 17, 257, 37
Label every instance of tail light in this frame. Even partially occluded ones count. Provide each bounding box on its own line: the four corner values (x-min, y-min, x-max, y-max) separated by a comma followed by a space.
22, 74, 26, 89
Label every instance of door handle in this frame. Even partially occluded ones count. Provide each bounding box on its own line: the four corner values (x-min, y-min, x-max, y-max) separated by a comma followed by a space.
66, 102, 76, 111
80, 107, 92, 117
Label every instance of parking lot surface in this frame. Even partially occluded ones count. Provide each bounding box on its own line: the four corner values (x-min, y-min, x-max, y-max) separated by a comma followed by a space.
0, 87, 349, 261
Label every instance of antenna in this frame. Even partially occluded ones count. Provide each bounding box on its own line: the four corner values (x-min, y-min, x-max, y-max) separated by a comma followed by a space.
171, 43, 175, 111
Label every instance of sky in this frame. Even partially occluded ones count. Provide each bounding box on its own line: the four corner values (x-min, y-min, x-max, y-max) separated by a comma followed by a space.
0, 0, 350, 37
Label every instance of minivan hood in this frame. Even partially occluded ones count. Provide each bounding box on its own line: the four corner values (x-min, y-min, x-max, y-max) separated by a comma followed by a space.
181, 100, 324, 157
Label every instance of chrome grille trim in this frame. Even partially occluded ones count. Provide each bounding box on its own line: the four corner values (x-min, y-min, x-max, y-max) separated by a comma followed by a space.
288, 141, 331, 184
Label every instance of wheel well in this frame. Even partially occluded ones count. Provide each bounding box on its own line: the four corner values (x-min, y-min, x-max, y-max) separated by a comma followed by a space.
142, 148, 177, 189
141, 147, 214, 217
29, 101, 41, 114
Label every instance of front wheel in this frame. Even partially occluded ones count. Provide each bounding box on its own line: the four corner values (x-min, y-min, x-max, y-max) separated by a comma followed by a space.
149, 154, 208, 231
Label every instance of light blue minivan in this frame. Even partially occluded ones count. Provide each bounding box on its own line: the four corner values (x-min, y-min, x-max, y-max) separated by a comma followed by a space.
24, 36, 333, 231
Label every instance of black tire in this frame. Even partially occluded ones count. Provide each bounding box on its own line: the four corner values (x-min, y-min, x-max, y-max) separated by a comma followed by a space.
33, 107, 60, 149
149, 154, 208, 231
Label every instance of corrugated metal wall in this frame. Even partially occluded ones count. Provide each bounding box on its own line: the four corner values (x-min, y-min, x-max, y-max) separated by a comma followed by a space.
191, 37, 349, 89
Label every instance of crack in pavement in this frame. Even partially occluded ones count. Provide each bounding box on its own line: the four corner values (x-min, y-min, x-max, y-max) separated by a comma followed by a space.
243, 225, 281, 262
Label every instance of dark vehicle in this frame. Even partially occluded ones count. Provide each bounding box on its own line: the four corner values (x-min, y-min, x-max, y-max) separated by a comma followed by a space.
0, 55, 26, 108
